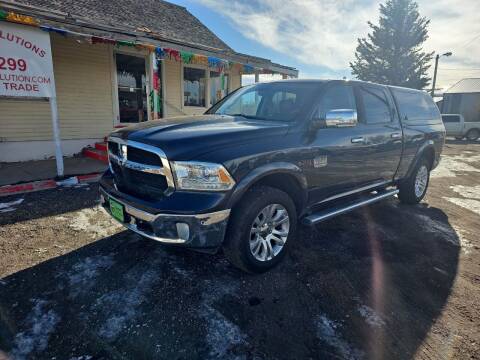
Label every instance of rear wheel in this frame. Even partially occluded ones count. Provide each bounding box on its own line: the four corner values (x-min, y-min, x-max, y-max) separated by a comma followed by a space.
398, 158, 430, 204
466, 128, 480, 141
223, 186, 297, 273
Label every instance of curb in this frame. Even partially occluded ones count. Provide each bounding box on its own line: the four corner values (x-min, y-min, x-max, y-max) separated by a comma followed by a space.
0, 172, 103, 197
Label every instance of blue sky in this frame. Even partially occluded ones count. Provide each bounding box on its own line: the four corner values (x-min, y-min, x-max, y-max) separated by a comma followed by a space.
169, 0, 480, 90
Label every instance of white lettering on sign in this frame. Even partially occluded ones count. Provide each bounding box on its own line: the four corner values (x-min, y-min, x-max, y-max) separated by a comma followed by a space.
0, 22, 56, 98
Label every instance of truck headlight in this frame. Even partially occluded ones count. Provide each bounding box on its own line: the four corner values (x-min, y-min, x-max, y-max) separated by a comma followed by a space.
171, 161, 235, 191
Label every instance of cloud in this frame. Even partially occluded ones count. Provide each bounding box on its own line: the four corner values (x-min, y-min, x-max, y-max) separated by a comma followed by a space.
198, 0, 480, 90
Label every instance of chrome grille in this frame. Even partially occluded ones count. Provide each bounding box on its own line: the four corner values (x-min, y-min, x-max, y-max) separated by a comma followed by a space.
107, 138, 175, 198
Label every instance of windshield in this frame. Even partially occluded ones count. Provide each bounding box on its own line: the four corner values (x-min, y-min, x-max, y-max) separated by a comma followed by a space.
208, 82, 320, 122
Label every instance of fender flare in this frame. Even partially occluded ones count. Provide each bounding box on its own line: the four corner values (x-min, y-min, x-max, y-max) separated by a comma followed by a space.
226, 162, 308, 210
405, 140, 436, 179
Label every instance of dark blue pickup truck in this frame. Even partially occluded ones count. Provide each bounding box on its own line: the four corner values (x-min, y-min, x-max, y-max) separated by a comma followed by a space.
100, 80, 445, 273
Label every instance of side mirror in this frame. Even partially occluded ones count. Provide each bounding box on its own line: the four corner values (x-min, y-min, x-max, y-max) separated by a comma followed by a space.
325, 109, 358, 127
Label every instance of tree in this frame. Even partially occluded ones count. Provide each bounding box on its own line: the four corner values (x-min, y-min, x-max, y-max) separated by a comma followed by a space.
350, 0, 433, 89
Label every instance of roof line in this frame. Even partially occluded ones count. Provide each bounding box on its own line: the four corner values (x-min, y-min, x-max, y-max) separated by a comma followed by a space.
0, 0, 298, 75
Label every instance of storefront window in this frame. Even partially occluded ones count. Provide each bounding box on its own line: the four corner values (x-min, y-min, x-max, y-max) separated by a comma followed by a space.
210, 71, 229, 106
184, 67, 206, 107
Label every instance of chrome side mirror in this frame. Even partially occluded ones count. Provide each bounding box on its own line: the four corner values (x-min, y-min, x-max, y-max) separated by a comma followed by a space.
325, 109, 357, 127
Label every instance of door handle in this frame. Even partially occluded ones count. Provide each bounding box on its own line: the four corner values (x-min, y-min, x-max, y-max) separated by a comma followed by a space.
351, 137, 365, 144
391, 132, 402, 139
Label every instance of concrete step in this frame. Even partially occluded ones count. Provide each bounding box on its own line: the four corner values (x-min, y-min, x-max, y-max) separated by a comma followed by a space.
83, 147, 108, 163
95, 142, 107, 152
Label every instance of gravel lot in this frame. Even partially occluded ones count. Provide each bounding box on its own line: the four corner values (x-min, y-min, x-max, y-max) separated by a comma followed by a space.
0, 141, 479, 360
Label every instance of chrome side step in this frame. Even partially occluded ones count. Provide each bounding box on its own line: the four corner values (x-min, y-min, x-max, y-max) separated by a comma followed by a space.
302, 189, 399, 226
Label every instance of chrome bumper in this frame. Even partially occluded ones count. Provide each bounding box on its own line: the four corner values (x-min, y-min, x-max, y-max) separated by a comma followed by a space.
100, 189, 230, 248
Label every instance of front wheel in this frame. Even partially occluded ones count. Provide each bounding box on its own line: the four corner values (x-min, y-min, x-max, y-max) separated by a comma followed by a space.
398, 158, 430, 204
223, 186, 297, 273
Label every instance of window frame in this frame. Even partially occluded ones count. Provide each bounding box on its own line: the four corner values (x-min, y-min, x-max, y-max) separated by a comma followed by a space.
181, 63, 208, 109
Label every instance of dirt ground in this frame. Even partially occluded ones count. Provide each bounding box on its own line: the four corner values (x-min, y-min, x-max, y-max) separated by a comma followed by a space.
0, 141, 479, 360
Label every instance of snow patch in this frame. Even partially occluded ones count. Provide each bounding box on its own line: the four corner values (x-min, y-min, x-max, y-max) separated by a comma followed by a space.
68, 206, 123, 239
200, 280, 246, 359
452, 225, 474, 255
431, 154, 480, 178
444, 197, 480, 216
450, 185, 480, 200
10, 299, 59, 360
0, 198, 24, 213
357, 305, 385, 328
66, 255, 114, 296
316, 315, 364, 360
95, 269, 158, 340
56, 177, 79, 186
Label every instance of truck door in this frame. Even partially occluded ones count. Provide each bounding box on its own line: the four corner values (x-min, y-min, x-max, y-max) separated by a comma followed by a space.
353, 83, 403, 184
305, 82, 403, 206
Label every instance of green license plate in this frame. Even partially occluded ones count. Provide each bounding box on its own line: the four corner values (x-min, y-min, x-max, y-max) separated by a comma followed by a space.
109, 198, 125, 223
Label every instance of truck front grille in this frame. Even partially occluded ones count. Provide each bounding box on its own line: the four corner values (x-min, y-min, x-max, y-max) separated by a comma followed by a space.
107, 138, 174, 199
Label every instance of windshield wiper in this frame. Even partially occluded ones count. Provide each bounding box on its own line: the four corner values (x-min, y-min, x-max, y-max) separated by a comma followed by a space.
227, 113, 266, 120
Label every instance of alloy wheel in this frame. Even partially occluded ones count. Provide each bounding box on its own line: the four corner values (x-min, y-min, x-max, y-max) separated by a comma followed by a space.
249, 204, 290, 261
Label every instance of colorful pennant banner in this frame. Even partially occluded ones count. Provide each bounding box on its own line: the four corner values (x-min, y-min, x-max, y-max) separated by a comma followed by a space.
0, 8, 268, 74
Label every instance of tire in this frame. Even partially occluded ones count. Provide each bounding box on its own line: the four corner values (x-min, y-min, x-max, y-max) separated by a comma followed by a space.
398, 158, 430, 204
466, 128, 480, 141
223, 186, 297, 273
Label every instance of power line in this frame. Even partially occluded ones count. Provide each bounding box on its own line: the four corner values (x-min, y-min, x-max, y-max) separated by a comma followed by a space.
438, 68, 480, 71
457, 33, 480, 50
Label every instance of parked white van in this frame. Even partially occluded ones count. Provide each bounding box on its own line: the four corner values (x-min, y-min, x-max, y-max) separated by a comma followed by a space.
442, 114, 480, 141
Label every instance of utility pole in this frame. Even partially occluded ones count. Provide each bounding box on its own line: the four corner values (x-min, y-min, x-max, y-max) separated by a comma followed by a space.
431, 54, 439, 97
431, 51, 452, 97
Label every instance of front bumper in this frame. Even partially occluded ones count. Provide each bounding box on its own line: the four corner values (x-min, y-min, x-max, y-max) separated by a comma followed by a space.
100, 188, 230, 250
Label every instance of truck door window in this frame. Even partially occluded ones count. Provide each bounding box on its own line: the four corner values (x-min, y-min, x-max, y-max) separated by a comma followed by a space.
315, 85, 356, 120
358, 86, 391, 124
442, 115, 461, 123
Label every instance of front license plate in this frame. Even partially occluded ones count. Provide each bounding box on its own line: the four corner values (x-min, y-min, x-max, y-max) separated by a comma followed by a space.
109, 198, 125, 223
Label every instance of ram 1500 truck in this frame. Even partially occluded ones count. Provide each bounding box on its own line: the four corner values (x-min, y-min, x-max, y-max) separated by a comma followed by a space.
100, 80, 445, 273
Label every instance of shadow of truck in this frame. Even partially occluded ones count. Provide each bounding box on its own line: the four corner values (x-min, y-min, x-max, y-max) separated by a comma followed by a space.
0, 198, 459, 359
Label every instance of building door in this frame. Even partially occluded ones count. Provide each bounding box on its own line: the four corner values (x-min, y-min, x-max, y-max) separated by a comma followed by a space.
116, 53, 147, 123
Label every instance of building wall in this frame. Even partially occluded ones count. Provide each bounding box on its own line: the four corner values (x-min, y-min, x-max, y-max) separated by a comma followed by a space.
0, 35, 114, 143
0, 35, 115, 161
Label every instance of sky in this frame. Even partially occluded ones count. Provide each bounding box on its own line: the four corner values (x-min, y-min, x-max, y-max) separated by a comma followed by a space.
168, 0, 480, 92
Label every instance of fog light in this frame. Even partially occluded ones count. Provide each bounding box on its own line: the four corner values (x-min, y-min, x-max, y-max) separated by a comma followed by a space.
176, 222, 190, 241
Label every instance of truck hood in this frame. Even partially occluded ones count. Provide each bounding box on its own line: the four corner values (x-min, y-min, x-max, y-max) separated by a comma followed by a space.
110, 115, 290, 160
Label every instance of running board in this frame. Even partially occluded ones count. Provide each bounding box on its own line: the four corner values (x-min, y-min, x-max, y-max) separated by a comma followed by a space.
302, 189, 399, 226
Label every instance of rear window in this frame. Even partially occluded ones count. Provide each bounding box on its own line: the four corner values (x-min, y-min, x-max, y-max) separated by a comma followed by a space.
442, 115, 461, 123
391, 88, 440, 123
